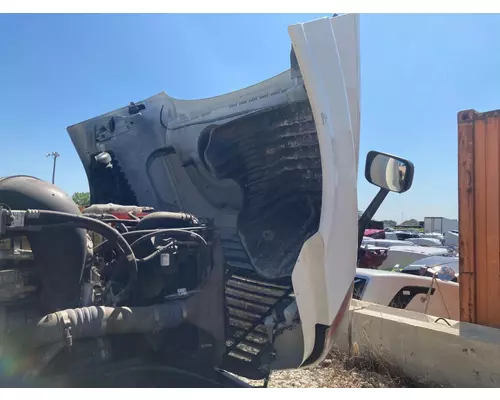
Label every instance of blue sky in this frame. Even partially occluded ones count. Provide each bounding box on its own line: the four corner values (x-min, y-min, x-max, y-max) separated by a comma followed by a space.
1, 14, 500, 222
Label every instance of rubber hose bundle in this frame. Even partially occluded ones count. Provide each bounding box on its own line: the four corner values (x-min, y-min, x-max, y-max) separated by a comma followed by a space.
24, 209, 137, 304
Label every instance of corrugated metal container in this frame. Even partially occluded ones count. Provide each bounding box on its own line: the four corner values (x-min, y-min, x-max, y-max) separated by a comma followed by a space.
458, 109, 500, 328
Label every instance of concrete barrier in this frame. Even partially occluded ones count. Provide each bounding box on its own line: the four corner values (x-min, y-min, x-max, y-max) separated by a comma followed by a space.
333, 299, 500, 387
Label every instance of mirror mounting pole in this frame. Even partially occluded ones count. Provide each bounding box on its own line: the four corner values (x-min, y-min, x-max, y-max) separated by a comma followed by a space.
357, 188, 389, 248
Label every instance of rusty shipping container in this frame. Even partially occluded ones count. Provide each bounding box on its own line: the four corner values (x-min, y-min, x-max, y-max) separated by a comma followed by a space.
458, 109, 500, 328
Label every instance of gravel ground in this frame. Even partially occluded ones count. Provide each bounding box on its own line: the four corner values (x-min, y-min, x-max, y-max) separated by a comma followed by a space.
237, 351, 415, 388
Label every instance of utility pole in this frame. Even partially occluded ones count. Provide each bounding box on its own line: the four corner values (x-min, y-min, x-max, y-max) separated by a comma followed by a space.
46, 152, 60, 184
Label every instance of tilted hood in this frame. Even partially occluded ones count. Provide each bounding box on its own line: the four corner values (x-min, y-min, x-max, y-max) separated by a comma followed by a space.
68, 14, 360, 365
68, 77, 319, 280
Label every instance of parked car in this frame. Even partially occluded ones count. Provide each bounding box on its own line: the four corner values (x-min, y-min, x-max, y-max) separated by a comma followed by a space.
444, 231, 459, 247
406, 237, 443, 247
371, 245, 449, 271
420, 232, 445, 242
353, 268, 459, 320
364, 229, 385, 239
362, 238, 415, 248
398, 255, 459, 282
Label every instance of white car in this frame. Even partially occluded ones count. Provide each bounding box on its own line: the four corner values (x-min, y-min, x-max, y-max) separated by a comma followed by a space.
406, 237, 443, 247
399, 255, 459, 280
362, 238, 414, 247
444, 231, 459, 247
420, 232, 445, 241
354, 268, 459, 320
374, 245, 450, 271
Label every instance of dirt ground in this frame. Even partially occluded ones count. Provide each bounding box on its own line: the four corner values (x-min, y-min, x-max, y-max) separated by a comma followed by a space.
238, 350, 421, 388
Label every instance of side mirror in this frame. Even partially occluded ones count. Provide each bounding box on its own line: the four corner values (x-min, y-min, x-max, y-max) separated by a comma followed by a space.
365, 151, 414, 193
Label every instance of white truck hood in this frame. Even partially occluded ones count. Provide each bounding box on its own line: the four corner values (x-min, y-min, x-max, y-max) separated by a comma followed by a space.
67, 14, 360, 365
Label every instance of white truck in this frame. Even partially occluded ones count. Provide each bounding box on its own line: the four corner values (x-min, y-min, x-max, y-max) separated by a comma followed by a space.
0, 14, 416, 387
424, 217, 459, 234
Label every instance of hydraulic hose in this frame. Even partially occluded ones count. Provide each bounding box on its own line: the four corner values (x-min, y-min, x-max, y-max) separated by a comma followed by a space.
136, 240, 175, 264
100, 219, 138, 225
26, 302, 186, 347
79, 212, 131, 232
129, 229, 208, 248
93, 228, 207, 254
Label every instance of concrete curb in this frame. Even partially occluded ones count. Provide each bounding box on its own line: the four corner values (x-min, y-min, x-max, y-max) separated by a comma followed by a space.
333, 300, 500, 387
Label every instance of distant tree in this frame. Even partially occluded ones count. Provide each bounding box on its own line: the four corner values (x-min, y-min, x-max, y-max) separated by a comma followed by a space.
401, 218, 419, 226
72, 192, 90, 207
383, 220, 397, 228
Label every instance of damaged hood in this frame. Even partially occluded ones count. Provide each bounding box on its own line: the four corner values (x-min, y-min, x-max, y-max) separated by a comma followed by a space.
68, 77, 319, 280
67, 12, 359, 281
67, 15, 360, 279
68, 14, 360, 362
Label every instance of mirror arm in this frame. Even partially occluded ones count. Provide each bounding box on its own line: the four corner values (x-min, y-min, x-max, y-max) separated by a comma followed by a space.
357, 188, 389, 248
